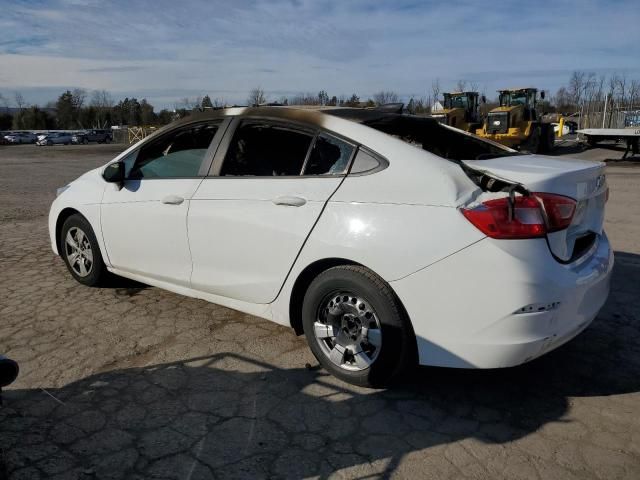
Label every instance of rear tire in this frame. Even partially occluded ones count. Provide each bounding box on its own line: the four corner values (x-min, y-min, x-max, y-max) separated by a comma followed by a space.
302, 265, 416, 387
60, 214, 108, 287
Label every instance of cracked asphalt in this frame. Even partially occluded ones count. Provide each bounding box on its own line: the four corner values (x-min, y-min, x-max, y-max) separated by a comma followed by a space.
1, 143, 639, 479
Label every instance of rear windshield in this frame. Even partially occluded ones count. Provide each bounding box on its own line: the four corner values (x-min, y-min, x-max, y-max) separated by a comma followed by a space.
326, 110, 518, 161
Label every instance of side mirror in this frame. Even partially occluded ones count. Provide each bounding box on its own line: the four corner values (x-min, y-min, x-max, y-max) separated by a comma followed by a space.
103, 161, 125, 185
481, 95, 487, 104
540, 90, 546, 100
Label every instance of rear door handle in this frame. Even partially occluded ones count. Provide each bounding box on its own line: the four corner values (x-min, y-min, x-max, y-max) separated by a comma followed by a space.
162, 195, 184, 205
272, 196, 307, 207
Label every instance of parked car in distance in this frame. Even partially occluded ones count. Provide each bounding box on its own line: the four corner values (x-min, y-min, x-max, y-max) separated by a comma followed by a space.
4, 131, 37, 144
80, 129, 113, 143
37, 132, 72, 146
49, 106, 613, 387
71, 131, 90, 144
0, 132, 9, 145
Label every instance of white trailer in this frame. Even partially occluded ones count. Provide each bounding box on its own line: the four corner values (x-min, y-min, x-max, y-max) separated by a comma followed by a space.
578, 127, 640, 159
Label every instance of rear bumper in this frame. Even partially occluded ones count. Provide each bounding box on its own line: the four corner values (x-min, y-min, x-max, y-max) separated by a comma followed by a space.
390, 233, 613, 368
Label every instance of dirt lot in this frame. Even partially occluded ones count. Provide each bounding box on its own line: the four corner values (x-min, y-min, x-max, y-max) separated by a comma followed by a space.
1, 142, 639, 479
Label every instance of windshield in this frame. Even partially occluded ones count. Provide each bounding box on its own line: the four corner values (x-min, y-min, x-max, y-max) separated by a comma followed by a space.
500, 91, 530, 107
444, 94, 469, 109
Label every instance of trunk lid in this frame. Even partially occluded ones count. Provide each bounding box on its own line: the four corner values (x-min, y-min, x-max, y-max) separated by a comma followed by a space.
462, 155, 607, 262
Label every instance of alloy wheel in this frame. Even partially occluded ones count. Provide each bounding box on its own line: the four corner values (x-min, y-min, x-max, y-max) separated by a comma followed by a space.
64, 227, 94, 277
314, 292, 382, 371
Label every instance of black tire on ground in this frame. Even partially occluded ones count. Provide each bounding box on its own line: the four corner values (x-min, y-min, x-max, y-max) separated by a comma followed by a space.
83, 138, 89, 144
47, 140, 53, 146
522, 127, 540, 154
302, 265, 416, 387
60, 214, 108, 287
538, 124, 555, 153
587, 136, 600, 147
105, 137, 111, 144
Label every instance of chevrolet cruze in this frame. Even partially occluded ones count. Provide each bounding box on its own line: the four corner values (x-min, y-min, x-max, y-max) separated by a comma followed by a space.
49, 106, 613, 386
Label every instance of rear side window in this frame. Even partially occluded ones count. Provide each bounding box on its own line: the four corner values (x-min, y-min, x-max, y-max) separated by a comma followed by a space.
221, 121, 313, 176
350, 149, 383, 174
128, 122, 218, 179
303, 134, 354, 175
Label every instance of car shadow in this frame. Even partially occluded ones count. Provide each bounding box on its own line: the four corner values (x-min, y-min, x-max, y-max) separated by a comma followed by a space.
1, 251, 638, 479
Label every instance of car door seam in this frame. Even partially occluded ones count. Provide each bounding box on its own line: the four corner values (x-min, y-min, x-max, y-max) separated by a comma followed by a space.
186, 177, 208, 288
268, 175, 349, 304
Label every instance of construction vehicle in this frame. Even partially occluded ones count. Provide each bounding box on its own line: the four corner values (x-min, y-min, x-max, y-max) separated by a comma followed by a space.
430, 91, 483, 133
476, 88, 555, 153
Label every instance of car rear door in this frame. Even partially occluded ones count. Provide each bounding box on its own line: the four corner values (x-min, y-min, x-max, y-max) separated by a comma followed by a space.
188, 118, 356, 304
100, 120, 227, 286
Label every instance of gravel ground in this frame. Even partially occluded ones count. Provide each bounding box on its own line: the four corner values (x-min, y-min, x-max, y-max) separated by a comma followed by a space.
1, 142, 639, 479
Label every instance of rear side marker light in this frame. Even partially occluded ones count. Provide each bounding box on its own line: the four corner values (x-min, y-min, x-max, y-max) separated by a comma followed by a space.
462, 193, 576, 239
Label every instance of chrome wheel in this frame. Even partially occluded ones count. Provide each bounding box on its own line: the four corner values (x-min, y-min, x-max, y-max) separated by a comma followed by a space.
314, 292, 382, 371
64, 227, 93, 277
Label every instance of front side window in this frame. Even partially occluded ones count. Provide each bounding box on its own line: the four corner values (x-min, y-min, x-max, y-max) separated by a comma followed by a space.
128, 122, 218, 179
303, 134, 354, 175
220, 121, 313, 176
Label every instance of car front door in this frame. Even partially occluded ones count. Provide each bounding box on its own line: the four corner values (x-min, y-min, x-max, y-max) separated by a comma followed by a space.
188, 118, 356, 303
101, 120, 227, 286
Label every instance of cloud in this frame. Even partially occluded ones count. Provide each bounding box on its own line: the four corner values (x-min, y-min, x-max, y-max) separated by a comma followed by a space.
79, 66, 149, 73
0, 0, 638, 108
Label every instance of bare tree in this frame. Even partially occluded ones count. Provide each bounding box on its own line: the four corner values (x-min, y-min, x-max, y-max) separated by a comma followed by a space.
0, 93, 8, 112
174, 97, 202, 110
455, 79, 467, 92
14, 92, 26, 111
629, 80, 640, 110
568, 71, 586, 107
90, 90, 114, 128
372, 91, 399, 105
468, 81, 479, 92
431, 78, 441, 103
212, 97, 227, 108
71, 88, 87, 110
90, 90, 114, 109
247, 87, 266, 106
289, 92, 320, 105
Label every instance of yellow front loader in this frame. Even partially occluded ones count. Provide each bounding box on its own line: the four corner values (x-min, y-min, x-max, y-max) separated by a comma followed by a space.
431, 91, 483, 133
476, 88, 554, 153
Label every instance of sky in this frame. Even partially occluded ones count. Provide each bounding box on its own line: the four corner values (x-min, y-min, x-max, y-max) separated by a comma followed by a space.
0, 0, 639, 109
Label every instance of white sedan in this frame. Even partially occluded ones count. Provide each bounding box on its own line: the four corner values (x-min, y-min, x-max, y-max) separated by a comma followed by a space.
49, 106, 613, 387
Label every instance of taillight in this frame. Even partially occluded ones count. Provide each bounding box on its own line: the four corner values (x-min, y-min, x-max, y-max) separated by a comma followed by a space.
535, 193, 576, 232
461, 193, 576, 239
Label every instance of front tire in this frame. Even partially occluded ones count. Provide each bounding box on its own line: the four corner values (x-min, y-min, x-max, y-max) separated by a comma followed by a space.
302, 265, 416, 387
522, 127, 541, 153
60, 214, 107, 286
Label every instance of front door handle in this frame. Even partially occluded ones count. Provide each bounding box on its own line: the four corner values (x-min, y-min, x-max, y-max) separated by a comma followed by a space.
272, 196, 307, 207
162, 195, 184, 205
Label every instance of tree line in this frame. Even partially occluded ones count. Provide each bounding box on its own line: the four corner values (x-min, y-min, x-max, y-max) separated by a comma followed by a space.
1, 71, 638, 131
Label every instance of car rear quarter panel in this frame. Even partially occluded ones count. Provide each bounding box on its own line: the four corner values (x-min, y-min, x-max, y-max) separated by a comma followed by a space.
270, 195, 485, 328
